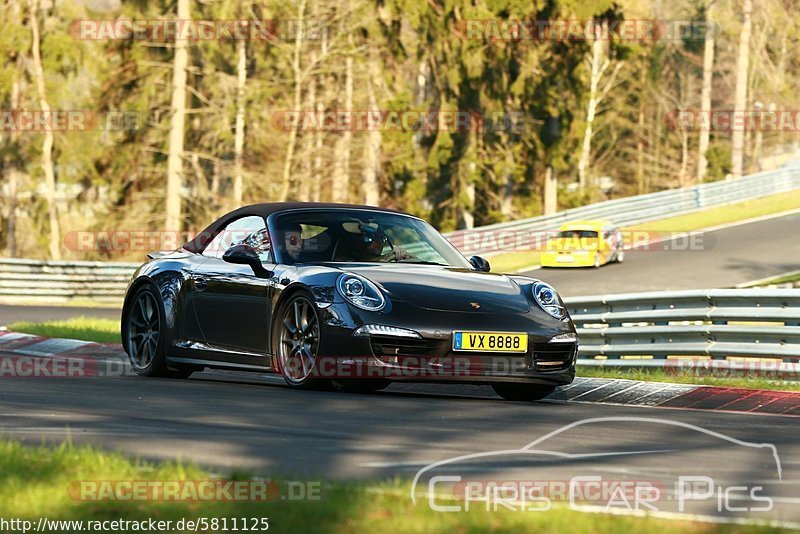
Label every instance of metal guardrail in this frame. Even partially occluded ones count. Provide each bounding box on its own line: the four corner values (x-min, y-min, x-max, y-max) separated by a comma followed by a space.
565, 289, 800, 362
445, 163, 800, 256
0, 258, 138, 302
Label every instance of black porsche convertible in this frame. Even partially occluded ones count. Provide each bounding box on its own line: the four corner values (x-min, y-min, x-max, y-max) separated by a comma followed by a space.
121, 203, 577, 401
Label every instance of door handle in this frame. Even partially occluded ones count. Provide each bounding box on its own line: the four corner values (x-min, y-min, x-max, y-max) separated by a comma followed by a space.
194, 276, 208, 291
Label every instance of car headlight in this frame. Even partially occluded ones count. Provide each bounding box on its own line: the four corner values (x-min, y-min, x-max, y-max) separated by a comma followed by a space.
337, 273, 386, 311
532, 281, 567, 320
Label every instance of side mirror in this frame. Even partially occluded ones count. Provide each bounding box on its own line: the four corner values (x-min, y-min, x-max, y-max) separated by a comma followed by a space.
469, 255, 491, 272
223, 244, 271, 277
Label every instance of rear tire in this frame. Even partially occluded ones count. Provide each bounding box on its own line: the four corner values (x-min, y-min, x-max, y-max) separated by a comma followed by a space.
492, 383, 556, 401
615, 249, 625, 263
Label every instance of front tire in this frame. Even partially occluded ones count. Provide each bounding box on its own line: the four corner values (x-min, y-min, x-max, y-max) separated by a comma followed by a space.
492, 383, 556, 401
124, 284, 192, 379
275, 292, 329, 390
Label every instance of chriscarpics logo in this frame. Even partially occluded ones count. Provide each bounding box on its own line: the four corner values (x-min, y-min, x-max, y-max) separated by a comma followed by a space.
410, 417, 785, 522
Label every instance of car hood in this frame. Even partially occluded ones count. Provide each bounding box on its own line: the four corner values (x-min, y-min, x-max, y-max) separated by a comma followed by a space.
341, 264, 532, 314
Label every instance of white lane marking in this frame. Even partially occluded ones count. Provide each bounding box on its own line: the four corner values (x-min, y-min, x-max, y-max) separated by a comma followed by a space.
568, 381, 618, 400
594, 382, 647, 402
625, 383, 698, 406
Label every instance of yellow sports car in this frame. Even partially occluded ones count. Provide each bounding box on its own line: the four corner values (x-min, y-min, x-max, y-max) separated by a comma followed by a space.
540, 220, 624, 268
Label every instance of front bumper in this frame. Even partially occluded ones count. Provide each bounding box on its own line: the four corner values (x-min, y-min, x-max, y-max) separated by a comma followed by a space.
316, 300, 577, 386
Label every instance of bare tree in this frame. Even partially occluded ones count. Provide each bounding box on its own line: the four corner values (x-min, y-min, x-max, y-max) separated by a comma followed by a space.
279, 0, 307, 201
29, 0, 61, 259
731, 0, 752, 179
232, 35, 247, 206
697, 0, 715, 182
3, 0, 23, 257
331, 32, 354, 203
577, 21, 623, 191
361, 51, 381, 206
165, 0, 190, 231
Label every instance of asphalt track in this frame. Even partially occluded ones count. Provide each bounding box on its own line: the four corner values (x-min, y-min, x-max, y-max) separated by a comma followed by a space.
1, 350, 798, 524
528, 210, 800, 296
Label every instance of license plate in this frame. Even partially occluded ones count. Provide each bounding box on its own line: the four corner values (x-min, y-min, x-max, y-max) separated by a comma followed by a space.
452, 331, 528, 353
556, 254, 574, 262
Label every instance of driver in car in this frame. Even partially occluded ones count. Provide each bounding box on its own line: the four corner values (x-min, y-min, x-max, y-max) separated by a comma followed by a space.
283, 224, 304, 263
354, 224, 413, 262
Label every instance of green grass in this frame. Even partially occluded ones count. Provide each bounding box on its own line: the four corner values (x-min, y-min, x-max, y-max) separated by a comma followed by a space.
7, 317, 120, 344
578, 366, 800, 392
488, 251, 541, 274
0, 297, 122, 308
747, 270, 800, 287
490, 188, 800, 273
0, 439, 787, 533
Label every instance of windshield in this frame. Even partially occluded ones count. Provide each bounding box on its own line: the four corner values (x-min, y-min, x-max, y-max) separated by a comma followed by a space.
556, 230, 599, 239
271, 210, 471, 268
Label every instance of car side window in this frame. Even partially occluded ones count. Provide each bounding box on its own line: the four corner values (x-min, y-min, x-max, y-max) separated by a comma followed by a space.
203, 215, 268, 260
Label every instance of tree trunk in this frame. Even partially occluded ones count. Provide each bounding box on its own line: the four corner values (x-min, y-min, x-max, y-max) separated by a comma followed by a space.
459, 178, 475, 229
457, 128, 478, 230
312, 98, 323, 202
679, 129, 690, 187
311, 40, 324, 202
279, 0, 306, 201
730, 0, 752, 179
4, 0, 22, 257
165, 0, 190, 231
636, 67, 646, 194
30, 0, 61, 260
362, 54, 380, 206
577, 21, 610, 191
697, 0, 715, 182
542, 165, 557, 215
232, 36, 247, 207
331, 34, 354, 203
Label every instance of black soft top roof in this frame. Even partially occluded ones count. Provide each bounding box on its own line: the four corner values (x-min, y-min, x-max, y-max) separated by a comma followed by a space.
183, 202, 407, 253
